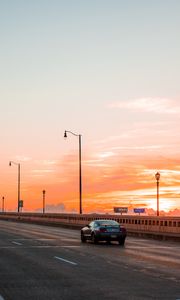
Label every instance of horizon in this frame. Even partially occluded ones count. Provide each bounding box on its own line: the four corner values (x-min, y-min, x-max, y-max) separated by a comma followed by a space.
0, 1, 180, 215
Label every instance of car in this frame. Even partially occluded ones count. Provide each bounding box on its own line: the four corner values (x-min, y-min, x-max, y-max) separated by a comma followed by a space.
81, 219, 127, 245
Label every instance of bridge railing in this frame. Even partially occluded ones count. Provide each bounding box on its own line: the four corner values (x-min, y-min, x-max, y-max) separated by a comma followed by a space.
0, 212, 179, 238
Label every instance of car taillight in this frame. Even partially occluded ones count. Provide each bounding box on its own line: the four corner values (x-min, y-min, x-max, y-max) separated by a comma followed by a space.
120, 226, 126, 233
99, 227, 107, 233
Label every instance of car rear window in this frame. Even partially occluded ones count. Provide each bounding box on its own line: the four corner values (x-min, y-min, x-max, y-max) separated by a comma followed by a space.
98, 220, 119, 226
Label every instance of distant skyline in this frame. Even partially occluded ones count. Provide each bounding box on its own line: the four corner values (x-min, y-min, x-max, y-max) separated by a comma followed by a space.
0, 1, 180, 214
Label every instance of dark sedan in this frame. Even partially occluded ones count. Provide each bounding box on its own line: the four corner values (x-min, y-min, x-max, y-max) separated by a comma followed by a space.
81, 219, 127, 245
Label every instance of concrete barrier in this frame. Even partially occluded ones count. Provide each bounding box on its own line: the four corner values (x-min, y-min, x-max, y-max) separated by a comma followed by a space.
0, 212, 179, 241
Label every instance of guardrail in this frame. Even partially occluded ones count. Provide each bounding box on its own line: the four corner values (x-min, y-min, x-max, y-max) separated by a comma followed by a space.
0, 212, 179, 241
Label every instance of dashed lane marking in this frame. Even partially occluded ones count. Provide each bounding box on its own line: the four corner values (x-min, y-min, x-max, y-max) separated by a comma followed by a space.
54, 256, 77, 266
11, 241, 22, 246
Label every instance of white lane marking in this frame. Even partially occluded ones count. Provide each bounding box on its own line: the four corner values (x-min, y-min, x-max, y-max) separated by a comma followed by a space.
54, 256, 77, 266
11, 238, 78, 242
128, 245, 180, 249
0, 295, 5, 300
35, 238, 55, 241
12, 241, 22, 246
61, 238, 78, 241
62, 246, 80, 248
0, 245, 81, 249
13, 238, 54, 241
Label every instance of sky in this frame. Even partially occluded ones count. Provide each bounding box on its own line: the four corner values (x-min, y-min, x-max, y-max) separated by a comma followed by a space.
0, 0, 180, 215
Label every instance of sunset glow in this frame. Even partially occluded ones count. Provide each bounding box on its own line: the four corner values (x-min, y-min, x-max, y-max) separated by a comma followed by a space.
0, 1, 180, 216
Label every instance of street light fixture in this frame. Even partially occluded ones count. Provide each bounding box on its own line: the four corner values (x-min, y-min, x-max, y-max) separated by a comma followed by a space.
64, 130, 82, 214
2, 196, 5, 212
155, 172, 160, 217
9, 161, 21, 213
42, 190, 46, 214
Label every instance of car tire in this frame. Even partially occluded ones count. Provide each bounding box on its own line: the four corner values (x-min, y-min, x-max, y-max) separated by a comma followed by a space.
91, 233, 98, 244
118, 237, 125, 246
81, 232, 86, 243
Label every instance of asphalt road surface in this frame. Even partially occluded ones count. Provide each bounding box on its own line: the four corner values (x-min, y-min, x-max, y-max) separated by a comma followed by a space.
0, 220, 179, 300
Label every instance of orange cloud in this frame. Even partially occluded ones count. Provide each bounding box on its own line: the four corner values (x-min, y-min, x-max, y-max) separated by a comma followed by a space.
1, 141, 180, 215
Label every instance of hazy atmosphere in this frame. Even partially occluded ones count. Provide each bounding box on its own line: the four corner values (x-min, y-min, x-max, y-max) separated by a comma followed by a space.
1, 0, 180, 215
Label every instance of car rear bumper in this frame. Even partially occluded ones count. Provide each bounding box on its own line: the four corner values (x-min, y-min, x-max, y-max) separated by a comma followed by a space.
95, 232, 126, 241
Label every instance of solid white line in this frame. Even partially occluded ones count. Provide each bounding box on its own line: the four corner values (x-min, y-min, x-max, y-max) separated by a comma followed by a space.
62, 246, 80, 248
0, 245, 81, 249
54, 256, 77, 266
12, 241, 22, 246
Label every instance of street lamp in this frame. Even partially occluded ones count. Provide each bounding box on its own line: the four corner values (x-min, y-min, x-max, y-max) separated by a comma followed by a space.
155, 172, 160, 217
64, 130, 82, 214
42, 190, 46, 214
9, 161, 21, 213
1, 196, 5, 212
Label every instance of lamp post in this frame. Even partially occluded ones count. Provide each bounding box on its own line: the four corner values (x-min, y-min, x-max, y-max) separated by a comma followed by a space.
42, 190, 46, 214
155, 172, 160, 216
9, 161, 21, 213
64, 130, 82, 214
2, 196, 5, 212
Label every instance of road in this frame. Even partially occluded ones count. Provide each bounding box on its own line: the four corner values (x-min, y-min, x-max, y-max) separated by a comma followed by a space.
0, 220, 179, 300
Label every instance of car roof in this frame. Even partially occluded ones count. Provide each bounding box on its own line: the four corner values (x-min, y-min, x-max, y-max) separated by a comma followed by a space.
94, 219, 116, 222
94, 219, 118, 223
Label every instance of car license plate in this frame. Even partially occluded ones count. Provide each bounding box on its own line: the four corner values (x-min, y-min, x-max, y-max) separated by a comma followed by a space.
111, 235, 117, 238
